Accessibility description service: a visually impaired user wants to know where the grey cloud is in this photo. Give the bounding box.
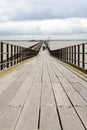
[0,0,87,22]
[0,19,87,35]
[0,0,87,35]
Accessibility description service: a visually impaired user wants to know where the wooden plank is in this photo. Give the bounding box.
[59,107,85,130]
[53,61,78,83]
[40,106,61,130]
[0,106,22,130]
[59,63,87,86]
[15,83,41,130]
[74,78,87,89]
[0,82,22,113]
[9,91,28,107]
[53,68,63,78]
[61,82,87,107]
[53,59,87,85]
[60,70,77,83]
[41,90,55,107]
[0,80,17,96]
[67,77,78,83]
[71,83,87,93]
[42,65,51,82]
[42,82,52,92]
[15,104,39,130]
[72,83,87,102]
[52,83,72,107]
[0,75,17,82]
[59,77,68,83]
[76,107,87,129]
[46,62,60,82]
[61,80,76,92]
[21,75,34,88]
[9,80,32,107]
[28,83,41,105]
[0,73,18,96]
[50,62,63,78]
[48,70,59,82]
[34,72,42,82]
[42,71,51,83]
[16,74,28,83]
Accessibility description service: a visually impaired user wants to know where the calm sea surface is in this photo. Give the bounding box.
[49,40,87,50]
[3,40,87,49]
[3,41,38,48]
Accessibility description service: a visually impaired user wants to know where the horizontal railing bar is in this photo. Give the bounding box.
[48,42,87,73]
[0,42,42,71]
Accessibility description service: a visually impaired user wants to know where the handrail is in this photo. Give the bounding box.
[0,42,42,71]
[48,43,87,74]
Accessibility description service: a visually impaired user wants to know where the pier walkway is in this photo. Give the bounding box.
[0,46,87,130]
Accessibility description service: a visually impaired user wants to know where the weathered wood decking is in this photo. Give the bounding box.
[0,46,87,130]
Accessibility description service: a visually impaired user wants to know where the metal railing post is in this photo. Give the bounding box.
[14,45,16,65]
[7,44,9,68]
[74,45,76,65]
[72,46,73,64]
[17,46,19,63]
[69,47,71,62]
[1,42,3,70]
[60,50,61,59]
[19,47,21,62]
[82,44,85,68]
[78,45,80,67]
[66,47,68,61]
[11,44,13,66]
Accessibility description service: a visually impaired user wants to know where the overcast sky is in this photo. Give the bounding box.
[0,0,87,38]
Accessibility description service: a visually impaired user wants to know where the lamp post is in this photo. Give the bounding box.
[48,36,50,49]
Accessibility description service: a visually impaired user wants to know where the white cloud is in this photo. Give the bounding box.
[0,18,87,35]
[0,0,87,36]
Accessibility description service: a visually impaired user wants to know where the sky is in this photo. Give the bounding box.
[0,0,87,39]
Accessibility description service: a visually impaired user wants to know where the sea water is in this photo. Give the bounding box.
[49,40,87,50]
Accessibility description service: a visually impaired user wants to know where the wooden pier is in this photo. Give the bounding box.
[0,45,87,130]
